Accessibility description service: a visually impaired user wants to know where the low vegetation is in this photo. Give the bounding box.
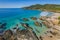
[23,4,60,13]
[58,16,60,20]
[58,16,60,24]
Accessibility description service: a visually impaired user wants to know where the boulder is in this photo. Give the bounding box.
[39,36,43,40]
[21,23,29,28]
[3,30,13,40]
[0,23,7,29]
[30,17,37,20]
[52,19,59,25]
[16,29,34,40]
[39,16,47,21]
[50,31,57,35]
[0,29,4,35]
[0,36,5,40]
[42,21,51,28]
[9,35,17,40]
[22,18,29,21]
[21,23,33,30]
[34,21,40,26]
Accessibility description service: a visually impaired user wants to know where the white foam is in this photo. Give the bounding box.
[40,11,49,16]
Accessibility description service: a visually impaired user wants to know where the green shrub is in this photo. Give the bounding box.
[58,16,60,20]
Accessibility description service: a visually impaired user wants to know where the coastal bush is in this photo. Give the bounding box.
[58,21,60,24]
[58,16,60,20]
[58,16,60,24]
[24,4,60,12]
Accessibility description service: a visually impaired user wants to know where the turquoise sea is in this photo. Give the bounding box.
[0,8,52,37]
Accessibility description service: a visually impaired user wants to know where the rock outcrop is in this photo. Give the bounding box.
[3,30,17,40]
[39,16,47,21]
[16,29,34,40]
[30,17,37,20]
[20,23,39,40]
[42,21,51,28]
[34,21,42,26]
[0,23,7,29]
[22,18,29,21]
[0,36,5,40]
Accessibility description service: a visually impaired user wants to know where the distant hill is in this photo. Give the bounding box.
[23,4,60,13]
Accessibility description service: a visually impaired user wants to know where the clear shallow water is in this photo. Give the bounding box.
[0,8,52,37]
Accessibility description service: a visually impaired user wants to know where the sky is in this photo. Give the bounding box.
[0,0,60,8]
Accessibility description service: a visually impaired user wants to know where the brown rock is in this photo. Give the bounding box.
[0,23,7,28]
[3,30,13,40]
[23,18,29,21]
[34,21,40,26]
[0,36,5,40]
[9,35,17,40]
[42,21,51,28]
[39,16,47,21]
[30,17,37,20]
[16,29,36,40]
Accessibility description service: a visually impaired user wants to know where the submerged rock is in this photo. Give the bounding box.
[42,21,51,28]
[22,23,33,30]
[0,22,2,24]
[20,23,29,28]
[0,29,4,35]
[13,24,19,30]
[35,29,40,33]
[0,23,7,29]
[34,21,42,26]
[30,17,37,20]
[20,23,33,30]
[22,18,29,21]
[20,23,39,40]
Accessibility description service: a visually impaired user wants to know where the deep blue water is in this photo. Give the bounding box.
[0,8,41,18]
[0,8,52,37]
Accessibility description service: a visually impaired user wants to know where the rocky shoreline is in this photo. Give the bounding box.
[0,12,60,40]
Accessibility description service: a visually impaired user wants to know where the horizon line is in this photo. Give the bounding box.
[0,3,60,8]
